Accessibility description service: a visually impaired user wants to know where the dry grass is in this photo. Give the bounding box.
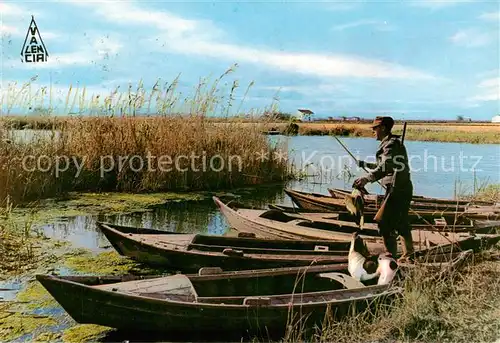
[313,254,500,343]
[0,116,289,206]
[295,123,499,143]
[0,69,291,206]
[281,185,500,343]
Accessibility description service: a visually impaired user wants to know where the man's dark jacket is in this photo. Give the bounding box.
[364,133,412,191]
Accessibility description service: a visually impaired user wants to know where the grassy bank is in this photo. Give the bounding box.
[4,116,499,144]
[290,185,500,343]
[314,254,500,343]
[267,122,500,144]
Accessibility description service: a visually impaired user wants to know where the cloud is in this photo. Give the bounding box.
[468,76,499,101]
[0,3,24,16]
[261,84,345,96]
[0,24,19,36]
[64,0,223,41]
[409,0,473,9]
[331,20,394,32]
[450,28,495,47]
[0,23,60,39]
[74,1,434,80]
[167,39,435,79]
[479,11,500,21]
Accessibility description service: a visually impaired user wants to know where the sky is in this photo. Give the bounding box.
[1,0,499,120]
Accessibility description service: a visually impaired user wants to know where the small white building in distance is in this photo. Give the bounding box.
[296,109,314,121]
[492,115,500,123]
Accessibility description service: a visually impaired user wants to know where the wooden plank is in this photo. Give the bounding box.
[187,243,349,256]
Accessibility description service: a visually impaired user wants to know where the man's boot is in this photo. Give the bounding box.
[382,234,398,258]
[398,233,415,263]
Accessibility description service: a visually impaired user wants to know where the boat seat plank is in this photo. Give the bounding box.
[196,286,388,305]
[186,243,349,256]
[317,273,365,289]
[94,275,198,301]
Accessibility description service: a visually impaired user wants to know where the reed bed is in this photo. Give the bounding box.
[0,68,291,206]
[0,116,289,206]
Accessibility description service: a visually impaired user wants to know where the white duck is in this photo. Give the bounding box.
[348,232,380,282]
[376,254,398,285]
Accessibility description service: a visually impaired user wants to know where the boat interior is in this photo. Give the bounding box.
[186,231,352,251]
[51,270,389,305]
[258,209,380,236]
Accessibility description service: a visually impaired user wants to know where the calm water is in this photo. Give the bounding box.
[280,135,500,198]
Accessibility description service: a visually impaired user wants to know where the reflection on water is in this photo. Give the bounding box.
[0,278,24,302]
[40,185,288,251]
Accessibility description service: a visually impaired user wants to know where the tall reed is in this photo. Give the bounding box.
[0,68,290,206]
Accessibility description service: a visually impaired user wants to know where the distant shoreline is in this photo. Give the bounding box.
[2,116,499,144]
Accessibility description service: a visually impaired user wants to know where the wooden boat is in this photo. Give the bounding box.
[328,188,497,207]
[288,188,471,212]
[214,197,500,251]
[96,222,352,272]
[97,222,474,271]
[37,266,401,340]
[267,204,500,233]
[329,188,500,214]
[285,189,500,221]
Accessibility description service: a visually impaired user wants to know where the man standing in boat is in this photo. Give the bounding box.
[352,116,414,261]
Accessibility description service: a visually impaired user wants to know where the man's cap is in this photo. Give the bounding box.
[370,116,394,130]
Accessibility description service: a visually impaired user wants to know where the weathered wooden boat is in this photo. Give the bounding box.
[97,222,475,271]
[37,267,401,340]
[214,197,500,251]
[286,188,466,212]
[287,188,471,212]
[328,188,496,207]
[285,189,500,221]
[96,222,352,272]
[267,204,500,233]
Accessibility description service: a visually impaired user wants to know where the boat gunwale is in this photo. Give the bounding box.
[36,274,399,309]
[97,222,350,262]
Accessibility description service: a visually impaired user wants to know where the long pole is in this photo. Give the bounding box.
[333,135,385,190]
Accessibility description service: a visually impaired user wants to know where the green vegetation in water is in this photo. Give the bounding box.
[0,280,61,341]
[63,250,144,275]
[62,324,114,343]
[33,332,61,343]
[15,280,58,309]
[0,310,57,342]
[24,191,207,218]
[33,331,62,342]
[0,209,57,278]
